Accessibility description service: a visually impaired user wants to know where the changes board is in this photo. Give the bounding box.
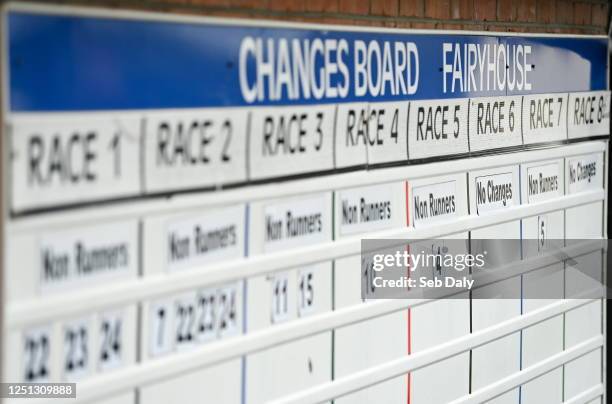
[0,3,609,404]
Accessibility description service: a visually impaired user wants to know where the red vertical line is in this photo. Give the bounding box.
[407,305,412,404]
[407,308,412,354]
[405,181,411,404]
[405,181,410,227]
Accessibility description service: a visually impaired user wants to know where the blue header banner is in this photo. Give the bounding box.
[5,10,608,112]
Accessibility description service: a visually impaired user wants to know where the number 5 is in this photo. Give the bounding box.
[538,215,547,251]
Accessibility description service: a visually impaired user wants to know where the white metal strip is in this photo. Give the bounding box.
[5,189,604,328]
[8,141,606,232]
[268,300,600,404]
[448,337,603,404]
[429,240,604,298]
[33,298,594,404]
[562,385,605,404]
[271,337,604,404]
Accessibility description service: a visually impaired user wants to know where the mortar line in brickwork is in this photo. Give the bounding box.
[94,2,608,34]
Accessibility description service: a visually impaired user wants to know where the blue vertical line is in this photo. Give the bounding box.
[241,204,250,404]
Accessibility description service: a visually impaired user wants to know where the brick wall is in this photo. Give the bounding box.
[30,0,610,35]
